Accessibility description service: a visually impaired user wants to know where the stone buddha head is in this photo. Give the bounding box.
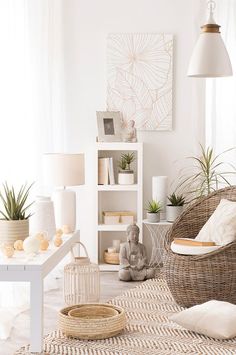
[127,223,139,243]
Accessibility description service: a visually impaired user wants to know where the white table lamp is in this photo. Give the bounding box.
[43,153,85,232]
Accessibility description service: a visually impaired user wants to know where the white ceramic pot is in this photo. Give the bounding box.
[118,170,134,185]
[166,205,183,222]
[147,212,160,223]
[0,219,29,245]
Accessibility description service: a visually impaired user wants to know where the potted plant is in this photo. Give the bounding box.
[0,182,34,245]
[178,145,236,203]
[146,200,162,223]
[118,153,135,185]
[166,192,185,222]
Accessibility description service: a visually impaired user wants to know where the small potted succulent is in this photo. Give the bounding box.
[118,153,135,185]
[0,182,34,245]
[166,192,185,222]
[146,200,162,223]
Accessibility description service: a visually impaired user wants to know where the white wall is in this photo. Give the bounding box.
[62,0,206,260]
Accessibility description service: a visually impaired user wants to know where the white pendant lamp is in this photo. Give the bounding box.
[188,0,232,78]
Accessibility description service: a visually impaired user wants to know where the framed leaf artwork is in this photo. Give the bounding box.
[107,33,173,131]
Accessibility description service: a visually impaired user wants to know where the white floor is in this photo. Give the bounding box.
[0,272,140,355]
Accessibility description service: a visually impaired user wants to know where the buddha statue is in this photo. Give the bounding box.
[119,223,155,281]
[123,119,137,142]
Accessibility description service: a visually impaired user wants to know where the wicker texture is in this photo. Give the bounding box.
[64,242,100,305]
[164,186,236,308]
[104,250,119,264]
[58,303,126,340]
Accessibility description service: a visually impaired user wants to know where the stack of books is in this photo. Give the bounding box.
[98,157,115,185]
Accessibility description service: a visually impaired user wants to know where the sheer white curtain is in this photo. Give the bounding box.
[0,0,65,339]
[0,0,66,190]
[206,0,236,169]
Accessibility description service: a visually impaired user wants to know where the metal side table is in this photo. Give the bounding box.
[143,220,172,267]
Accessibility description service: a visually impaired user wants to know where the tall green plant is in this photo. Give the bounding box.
[121,153,135,170]
[0,182,34,220]
[178,145,236,202]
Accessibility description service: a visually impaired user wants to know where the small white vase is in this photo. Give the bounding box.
[30,196,56,240]
[118,171,134,185]
[166,205,183,222]
[0,219,29,245]
[147,212,160,223]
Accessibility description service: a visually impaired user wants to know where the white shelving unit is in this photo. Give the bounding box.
[95,142,143,271]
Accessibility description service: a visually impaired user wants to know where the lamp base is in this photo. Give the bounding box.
[52,189,76,232]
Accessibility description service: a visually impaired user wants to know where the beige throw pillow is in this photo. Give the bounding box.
[195,199,236,245]
[170,300,236,339]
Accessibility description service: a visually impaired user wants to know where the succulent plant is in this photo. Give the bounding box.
[0,182,34,220]
[120,152,135,170]
[145,200,162,213]
[118,158,127,171]
[167,193,185,206]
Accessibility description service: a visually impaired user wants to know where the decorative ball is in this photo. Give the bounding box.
[40,239,49,251]
[62,225,71,234]
[56,229,63,237]
[14,240,24,251]
[3,245,14,258]
[23,236,40,254]
[35,232,45,241]
[54,236,63,247]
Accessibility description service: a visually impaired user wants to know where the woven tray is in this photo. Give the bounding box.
[58,303,126,340]
[104,250,119,265]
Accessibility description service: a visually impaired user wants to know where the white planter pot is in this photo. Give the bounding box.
[147,212,160,223]
[118,171,134,185]
[166,205,183,222]
[0,219,29,245]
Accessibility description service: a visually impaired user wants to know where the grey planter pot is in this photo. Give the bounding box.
[166,205,183,222]
[146,212,160,223]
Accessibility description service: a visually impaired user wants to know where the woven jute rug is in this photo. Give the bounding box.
[16,276,236,355]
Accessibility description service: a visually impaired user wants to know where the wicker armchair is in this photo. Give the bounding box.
[164,186,236,308]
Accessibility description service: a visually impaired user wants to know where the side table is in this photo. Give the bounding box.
[143,220,172,267]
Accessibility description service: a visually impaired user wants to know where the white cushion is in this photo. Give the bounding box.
[171,241,221,255]
[196,199,236,246]
[170,300,236,339]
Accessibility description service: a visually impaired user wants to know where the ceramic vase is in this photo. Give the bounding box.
[30,196,56,240]
[147,212,160,223]
[118,171,134,185]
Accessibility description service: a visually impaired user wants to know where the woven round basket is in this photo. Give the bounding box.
[58,303,126,340]
[104,250,119,265]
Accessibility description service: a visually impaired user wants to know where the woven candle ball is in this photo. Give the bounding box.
[62,225,71,234]
[14,240,24,251]
[3,245,14,258]
[56,229,63,237]
[54,236,63,247]
[23,236,40,254]
[40,239,49,251]
[35,232,45,241]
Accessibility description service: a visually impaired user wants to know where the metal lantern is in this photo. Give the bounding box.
[64,242,100,305]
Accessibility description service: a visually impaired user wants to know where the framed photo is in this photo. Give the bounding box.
[96,111,122,142]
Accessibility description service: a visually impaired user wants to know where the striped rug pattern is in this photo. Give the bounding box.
[16,277,236,354]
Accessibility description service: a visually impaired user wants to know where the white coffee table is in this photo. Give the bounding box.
[0,231,79,353]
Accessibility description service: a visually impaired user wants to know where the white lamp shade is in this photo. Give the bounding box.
[43,153,85,187]
[188,32,232,78]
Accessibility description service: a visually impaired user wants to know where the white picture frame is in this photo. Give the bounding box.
[96,111,122,142]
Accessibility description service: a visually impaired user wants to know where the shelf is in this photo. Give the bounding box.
[99,263,119,271]
[96,142,142,151]
[97,184,138,191]
[97,224,130,231]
